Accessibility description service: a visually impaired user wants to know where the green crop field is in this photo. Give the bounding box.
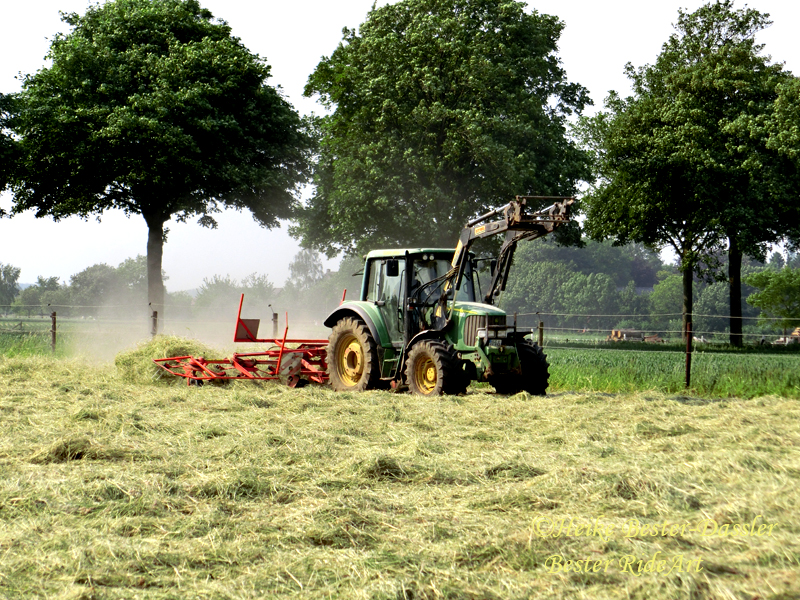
[545,347,800,398]
[0,341,798,599]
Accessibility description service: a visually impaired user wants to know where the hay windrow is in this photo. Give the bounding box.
[114,335,221,385]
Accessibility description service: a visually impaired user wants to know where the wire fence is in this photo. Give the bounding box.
[2,304,798,394]
[512,310,799,344]
[1,304,797,353]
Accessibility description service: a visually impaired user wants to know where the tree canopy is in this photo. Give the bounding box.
[581,0,792,341]
[0,263,21,308]
[745,267,800,332]
[295,0,591,255]
[0,93,17,210]
[6,0,311,318]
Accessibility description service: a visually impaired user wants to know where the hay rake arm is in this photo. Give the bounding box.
[154,294,329,387]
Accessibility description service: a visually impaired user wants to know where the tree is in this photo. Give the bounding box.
[241,273,275,305]
[0,263,21,309]
[647,274,684,333]
[115,256,150,296]
[582,1,791,343]
[296,0,591,255]
[194,274,241,314]
[501,261,576,326]
[0,94,17,206]
[745,267,800,333]
[520,237,663,288]
[69,264,121,317]
[287,249,325,292]
[695,265,761,337]
[7,0,310,322]
[12,276,60,317]
[757,76,800,248]
[767,251,785,270]
[193,272,276,319]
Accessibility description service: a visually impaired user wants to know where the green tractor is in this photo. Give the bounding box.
[324,196,574,396]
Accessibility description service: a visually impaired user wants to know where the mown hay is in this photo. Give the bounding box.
[30,436,126,463]
[114,335,220,385]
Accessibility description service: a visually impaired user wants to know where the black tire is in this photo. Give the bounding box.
[490,340,549,395]
[406,340,461,396]
[327,317,380,392]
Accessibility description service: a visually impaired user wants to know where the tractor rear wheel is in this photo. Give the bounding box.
[327,317,380,392]
[406,340,461,396]
[490,340,549,395]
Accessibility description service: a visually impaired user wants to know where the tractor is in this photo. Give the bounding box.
[324,196,574,395]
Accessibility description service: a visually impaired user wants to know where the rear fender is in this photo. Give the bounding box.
[324,302,392,349]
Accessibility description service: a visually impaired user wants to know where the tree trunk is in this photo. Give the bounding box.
[682,265,693,342]
[728,236,743,347]
[145,215,166,331]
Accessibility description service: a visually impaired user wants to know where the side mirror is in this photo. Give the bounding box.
[386,259,399,277]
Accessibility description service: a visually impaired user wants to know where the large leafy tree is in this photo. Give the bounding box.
[582,1,792,343]
[756,76,800,248]
[0,93,17,209]
[295,0,591,254]
[7,0,311,318]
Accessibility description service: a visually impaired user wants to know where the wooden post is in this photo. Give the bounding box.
[685,322,693,388]
[50,312,57,354]
[272,313,279,338]
[538,321,544,348]
[151,310,158,338]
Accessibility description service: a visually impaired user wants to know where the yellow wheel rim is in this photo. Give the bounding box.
[336,333,364,387]
[414,356,437,394]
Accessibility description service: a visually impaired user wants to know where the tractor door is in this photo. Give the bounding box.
[365,258,406,347]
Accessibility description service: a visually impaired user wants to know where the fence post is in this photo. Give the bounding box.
[50,312,57,354]
[151,311,158,338]
[538,321,544,348]
[685,322,692,388]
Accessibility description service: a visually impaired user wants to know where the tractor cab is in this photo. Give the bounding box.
[361,249,477,347]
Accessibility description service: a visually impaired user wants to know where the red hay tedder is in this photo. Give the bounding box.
[153,294,329,387]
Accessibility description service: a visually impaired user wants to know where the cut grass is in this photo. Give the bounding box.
[0,354,798,599]
[114,335,222,385]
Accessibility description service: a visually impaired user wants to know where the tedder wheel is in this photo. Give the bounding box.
[489,340,549,396]
[405,340,462,396]
[327,317,380,392]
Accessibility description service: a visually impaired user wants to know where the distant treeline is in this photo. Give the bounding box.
[2,243,799,339]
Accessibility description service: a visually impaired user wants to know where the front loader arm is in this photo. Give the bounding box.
[448,196,574,305]
[482,198,574,303]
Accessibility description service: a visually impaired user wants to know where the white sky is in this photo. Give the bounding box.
[1,0,798,290]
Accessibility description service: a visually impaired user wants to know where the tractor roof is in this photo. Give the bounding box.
[364,248,454,259]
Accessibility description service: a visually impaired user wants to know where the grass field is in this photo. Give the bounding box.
[546,347,800,398]
[0,351,798,599]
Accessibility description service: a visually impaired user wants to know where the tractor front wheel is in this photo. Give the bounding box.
[406,340,460,396]
[489,340,549,395]
[327,317,380,392]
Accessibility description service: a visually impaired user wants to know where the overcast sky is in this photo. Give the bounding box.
[1,0,798,290]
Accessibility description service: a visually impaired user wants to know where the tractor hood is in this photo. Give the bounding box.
[450,301,506,317]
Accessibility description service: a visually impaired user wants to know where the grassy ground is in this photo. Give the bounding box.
[0,354,798,599]
[546,347,800,398]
